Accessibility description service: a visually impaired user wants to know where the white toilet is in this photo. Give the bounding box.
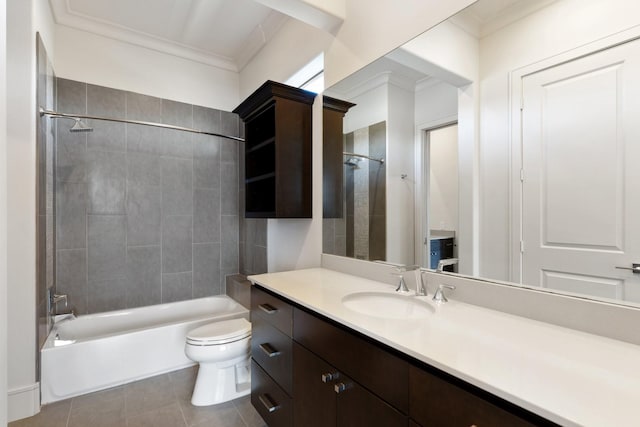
[184,317,251,406]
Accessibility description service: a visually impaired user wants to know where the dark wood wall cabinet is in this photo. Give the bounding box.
[233,81,316,218]
[322,96,355,218]
[250,285,557,427]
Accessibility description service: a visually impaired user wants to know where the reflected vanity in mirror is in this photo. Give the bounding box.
[323,0,640,308]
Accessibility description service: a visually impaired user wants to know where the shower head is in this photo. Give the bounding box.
[344,157,361,167]
[69,118,93,133]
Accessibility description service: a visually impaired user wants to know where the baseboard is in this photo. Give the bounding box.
[8,382,39,422]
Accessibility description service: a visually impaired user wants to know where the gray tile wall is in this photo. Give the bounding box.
[238,136,268,276]
[55,78,241,314]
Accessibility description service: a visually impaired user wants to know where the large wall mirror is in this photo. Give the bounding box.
[323,0,640,309]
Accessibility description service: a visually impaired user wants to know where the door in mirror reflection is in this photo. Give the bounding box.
[425,124,459,272]
[520,38,640,303]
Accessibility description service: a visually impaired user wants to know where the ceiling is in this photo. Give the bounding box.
[48,0,290,71]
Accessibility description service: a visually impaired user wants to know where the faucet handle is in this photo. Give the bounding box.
[393,264,419,272]
[391,273,410,293]
[51,293,67,304]
[432,284,456,304]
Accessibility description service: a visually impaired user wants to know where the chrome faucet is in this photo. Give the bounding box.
[417,269,427,296]
[432,284,456,304]
[392,265,419,293]
[436,258,458,273]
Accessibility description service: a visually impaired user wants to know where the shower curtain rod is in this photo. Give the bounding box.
[343,151,385,164]
[39,107,245,142]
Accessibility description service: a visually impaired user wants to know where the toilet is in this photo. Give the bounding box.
[184,317,251,406]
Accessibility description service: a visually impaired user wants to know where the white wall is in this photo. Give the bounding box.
[342,82,386,134]
[324,0,475,88]
[402,19,477,84]
[6,0,56,421]
[415,80,458,127]
[385,83,415,265]
[239,18,332,97]
[54,26,240,111]
[478,0,640,281]
[0,0,8,423]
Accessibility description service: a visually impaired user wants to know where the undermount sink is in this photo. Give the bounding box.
[341,291,435,320]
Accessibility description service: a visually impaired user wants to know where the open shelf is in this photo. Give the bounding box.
[233,80,316,218]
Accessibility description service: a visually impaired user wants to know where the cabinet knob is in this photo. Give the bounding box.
[334,382,351,394]
[258,303,278,314]
[259,343,281,358]
[258,393,280,413]
[321,372,339,383]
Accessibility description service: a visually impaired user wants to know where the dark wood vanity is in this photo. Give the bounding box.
[250,285,557,427]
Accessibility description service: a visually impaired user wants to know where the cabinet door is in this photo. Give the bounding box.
[294,308,409,413]
[293,342,336,427]
[294,342,408,427]
[336,380,408,427]
[409,365,540,427]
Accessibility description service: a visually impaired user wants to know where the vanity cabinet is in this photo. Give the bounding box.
[293,342,407,427]
[251,284,554,427]
[233,80,316,218]
[251,286,293,427]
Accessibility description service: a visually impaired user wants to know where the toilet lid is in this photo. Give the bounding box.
[187,318,251,345]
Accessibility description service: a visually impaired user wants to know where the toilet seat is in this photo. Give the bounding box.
[186,318,251,346]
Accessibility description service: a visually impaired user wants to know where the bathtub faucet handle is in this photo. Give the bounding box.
[52,293,67,304]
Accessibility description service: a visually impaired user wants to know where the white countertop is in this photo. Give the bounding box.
[248,268,640,427]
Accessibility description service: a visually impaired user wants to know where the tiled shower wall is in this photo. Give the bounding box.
[55,78,241,314]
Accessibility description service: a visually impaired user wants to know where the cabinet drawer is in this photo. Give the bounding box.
[252,360,292,427]
[251,315,293,394]
[294,308,409,414]
[409,365,541,427]
[251,286,293,337]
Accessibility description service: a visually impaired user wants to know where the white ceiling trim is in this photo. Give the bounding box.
[235,11,288,71]
[49,0,285,72]
[49,0,236,70]
[253,0,343,34]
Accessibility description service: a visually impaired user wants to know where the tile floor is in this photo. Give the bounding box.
[9,366,266,427]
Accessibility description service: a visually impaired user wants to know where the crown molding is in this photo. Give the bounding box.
[236,11,288,71]
[49,0,286,72]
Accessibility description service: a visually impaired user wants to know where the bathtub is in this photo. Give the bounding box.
[41,295,249,404]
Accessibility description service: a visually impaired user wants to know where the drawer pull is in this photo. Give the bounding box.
[258,393,280,413]
[321,372,339,383]
[334,382,352,394]
[258,303,278,314]
[259,343,281,358]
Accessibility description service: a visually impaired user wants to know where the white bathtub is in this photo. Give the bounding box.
[40,295,249,404]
